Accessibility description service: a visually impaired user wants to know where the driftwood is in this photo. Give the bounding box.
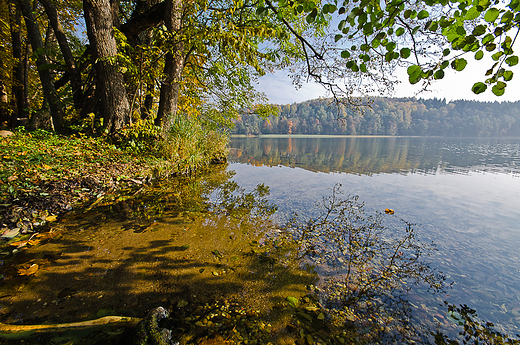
[0,315,141,335]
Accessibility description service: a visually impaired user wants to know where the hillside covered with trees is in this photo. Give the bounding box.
[233,98,520,137]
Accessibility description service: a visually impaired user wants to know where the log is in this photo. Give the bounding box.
[0,315,141,335]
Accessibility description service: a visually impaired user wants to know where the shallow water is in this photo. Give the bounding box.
[228,136,520,335]
[0,168,315,343]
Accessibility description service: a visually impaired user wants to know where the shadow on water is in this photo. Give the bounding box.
[0,166,317,344]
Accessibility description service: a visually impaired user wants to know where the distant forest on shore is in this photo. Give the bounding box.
[232,98,520,137]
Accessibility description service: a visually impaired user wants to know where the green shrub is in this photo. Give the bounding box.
[157,114,229,174]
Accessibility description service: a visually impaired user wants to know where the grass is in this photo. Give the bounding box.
[0,130,149,201]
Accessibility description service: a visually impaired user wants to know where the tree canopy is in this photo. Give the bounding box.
[263,0,519,100]
[0,0,518,135]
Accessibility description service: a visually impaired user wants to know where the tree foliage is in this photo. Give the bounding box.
[233,97,520,136]
[0,0,518,136]
[264,0,519,100]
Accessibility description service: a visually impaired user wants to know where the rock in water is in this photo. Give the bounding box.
[133,307,176,345]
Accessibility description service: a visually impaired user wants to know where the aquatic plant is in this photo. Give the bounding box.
[276,184,449,342]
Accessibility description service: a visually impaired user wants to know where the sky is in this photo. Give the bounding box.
[256,59,520,105]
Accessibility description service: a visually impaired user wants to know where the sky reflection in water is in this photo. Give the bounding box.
[228,136,520,335]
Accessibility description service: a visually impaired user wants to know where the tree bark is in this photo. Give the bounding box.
[155,0,184,133]
[0,79,7,126]
[39,0,83,110]
[17,0,64,131]
[9,3,26,128]
[120,1,165,39]
[83,0,130,133]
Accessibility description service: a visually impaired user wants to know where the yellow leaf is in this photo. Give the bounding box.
[9,240,28,248]
[42,164,52,170]
[46,215,58,222]
[384,208,394,215]
[28,239,41,246]
[18,264,38,276]
[7,175,18,182]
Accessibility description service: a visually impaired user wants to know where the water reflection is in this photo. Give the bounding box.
[230,136,520,176]
[227,136,520,338]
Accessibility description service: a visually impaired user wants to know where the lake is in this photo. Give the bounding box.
[2,135,519,344]
[228,136,520,336]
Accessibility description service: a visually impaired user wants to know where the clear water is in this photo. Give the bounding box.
[228,136,520,335]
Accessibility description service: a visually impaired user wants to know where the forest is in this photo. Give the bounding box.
[233,97,520,137]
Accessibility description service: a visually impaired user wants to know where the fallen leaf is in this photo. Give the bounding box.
[384,208,394,215]
[7,175,18,182]
[18,264,38,276]
[35,230,61,240]
[1,229,20,239]
[46,215,57,222]
[287,296,300,308]
[9,240,28,248]
[41,164,53,170]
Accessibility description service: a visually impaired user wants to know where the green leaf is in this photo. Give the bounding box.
[256,6,267,17]
[418,10,429,19]
[484,8,500,22]
[492,51,504,61]
[341,50,351,58]
[360,64,367,72]
[400,48,411,58]
[479,0,491,9]
[335,34,343,42]
[505,55,519,66]
[396,27,405,36]
[472,82,487,94]
[501,11,514,23]
[482,33,494,45]
[492,84,505,96]
[472,25,487,36]
[456,26,466,35]
[443,48,450,56]
[451,58,467,71]
[465,6,481,20]
[386,42,396,51]
[434,70,445,79]
[503,70,514,81]
[475,50,484,60]
[287,296,300,308]
[485,43,497,51]
[407,65,422,84]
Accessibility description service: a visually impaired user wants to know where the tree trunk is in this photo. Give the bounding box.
[9,3,26,128]
[39,0,83,110]
[0,79,7,126]
[83,0,130,133]
[17,0,64,131]
[155,0,184,133]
